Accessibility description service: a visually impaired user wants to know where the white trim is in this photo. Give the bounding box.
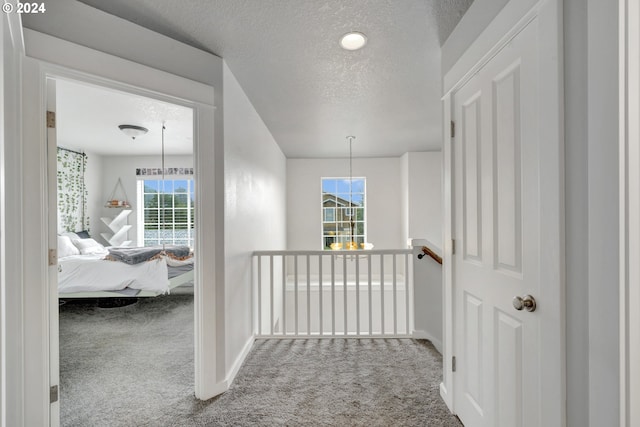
[23,29,214,106]
[443,0,565,424]
[440,92,454,413]
[20,32,222,423]
[225,336,255,387]
[411,330,442,354]
[620,0,640,425]
[319,177,367,250]
[443,0,539,94]
[2,4,26,426]
[537,1,566,424]
[21,55,50,427]
[204,337,255,397]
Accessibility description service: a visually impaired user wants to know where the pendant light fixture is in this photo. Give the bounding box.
[346,136,358,250]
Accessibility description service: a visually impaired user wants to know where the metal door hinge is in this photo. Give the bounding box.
[50,385,58,403]
[452,239,456,255]
[47,111,56,128]
[450,121,455,138]
[48,249,57,266]
[452,356,457,372]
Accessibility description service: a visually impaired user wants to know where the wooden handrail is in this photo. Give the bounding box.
[418,245,442,265]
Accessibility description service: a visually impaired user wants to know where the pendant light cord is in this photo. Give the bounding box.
[81,151,86,230]
[348,136,355,246]
[161,123,166,252]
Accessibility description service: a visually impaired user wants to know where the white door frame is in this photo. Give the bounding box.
[441,0,565,423]
[20,31,223,425]
[1,3,26,426]
[619,0,640,425]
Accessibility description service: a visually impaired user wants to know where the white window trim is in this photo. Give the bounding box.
[136,177,195,247]
[320,177,367,250]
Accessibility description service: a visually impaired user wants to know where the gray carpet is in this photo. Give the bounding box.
[60,291,461,426]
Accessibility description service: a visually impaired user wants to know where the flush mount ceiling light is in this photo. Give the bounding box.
[340,32,367,51]
[118,124,148,140]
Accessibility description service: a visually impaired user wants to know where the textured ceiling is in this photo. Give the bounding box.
[31,0,473,158]
[57,79,193,156]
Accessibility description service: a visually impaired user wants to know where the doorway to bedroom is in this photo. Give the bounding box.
[53,77,197,425]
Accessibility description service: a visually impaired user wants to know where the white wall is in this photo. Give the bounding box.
[563,0,590,423]
[287,157,404,250]
[412,241,442,352]
[402,152,442,248]
[223,62,286,374]
[99,154,193,246]
[22,0,216,88]
[84,150,103,237]
[441,0,510,73]
[443,0,620,425]
[586,0,619,424]
[400,154,409,245]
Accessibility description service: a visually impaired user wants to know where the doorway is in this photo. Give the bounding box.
[51,78,196,424]
[442,0,564,425]
[19,42,220,423]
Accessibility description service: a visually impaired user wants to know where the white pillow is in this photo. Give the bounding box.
[72,238,106,255]
[58,235,80,258]
[61,231,80,240]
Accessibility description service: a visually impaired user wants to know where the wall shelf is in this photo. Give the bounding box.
[104,178,130,209]
[100,209,132,247]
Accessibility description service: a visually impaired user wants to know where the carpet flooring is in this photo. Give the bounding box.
[59,291,462,426]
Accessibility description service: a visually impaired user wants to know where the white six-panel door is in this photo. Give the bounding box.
[452,16,549,427]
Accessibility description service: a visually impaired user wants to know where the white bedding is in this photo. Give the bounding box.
[58,253,170,294]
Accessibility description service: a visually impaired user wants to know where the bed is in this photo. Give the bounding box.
[57,233,194,298]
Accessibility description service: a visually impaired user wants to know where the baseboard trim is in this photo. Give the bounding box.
[208,380,229,399]
[225,335,255,387]
[440,382,454,413]
[412,330,443,354]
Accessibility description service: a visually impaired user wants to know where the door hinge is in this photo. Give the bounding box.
[50,385,59,403]
[46,111,56,128]
[451,239,456,255]
[450,120,455,138]
[452,356,457,372]
[48,249,57,266]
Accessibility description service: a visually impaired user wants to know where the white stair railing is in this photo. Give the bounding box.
[252,249,413,338]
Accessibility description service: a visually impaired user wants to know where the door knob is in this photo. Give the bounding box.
[512,294,537,312]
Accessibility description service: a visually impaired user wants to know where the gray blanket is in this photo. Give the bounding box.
[108,245,191,265]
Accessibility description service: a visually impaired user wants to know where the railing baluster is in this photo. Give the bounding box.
[319,255,323,336]
[294,255,299,336]
[257,255,262,335]
[380,254,385,335]
[368,254,372,336]
[331,254,335,336]
[343,254,348,336]
[282,255,286,336]
[393,254,397,336]
[405,253,410,335]
[356,254,360,335]
[307,254,311,336]
[270,255,274,336]
[252,249,414,338]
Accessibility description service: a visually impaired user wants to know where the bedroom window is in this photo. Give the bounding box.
[321,177,366,250]
[137,178,195,247]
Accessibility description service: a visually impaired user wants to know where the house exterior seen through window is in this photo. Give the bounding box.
[137,179,194,247]
[321,177,366,249]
